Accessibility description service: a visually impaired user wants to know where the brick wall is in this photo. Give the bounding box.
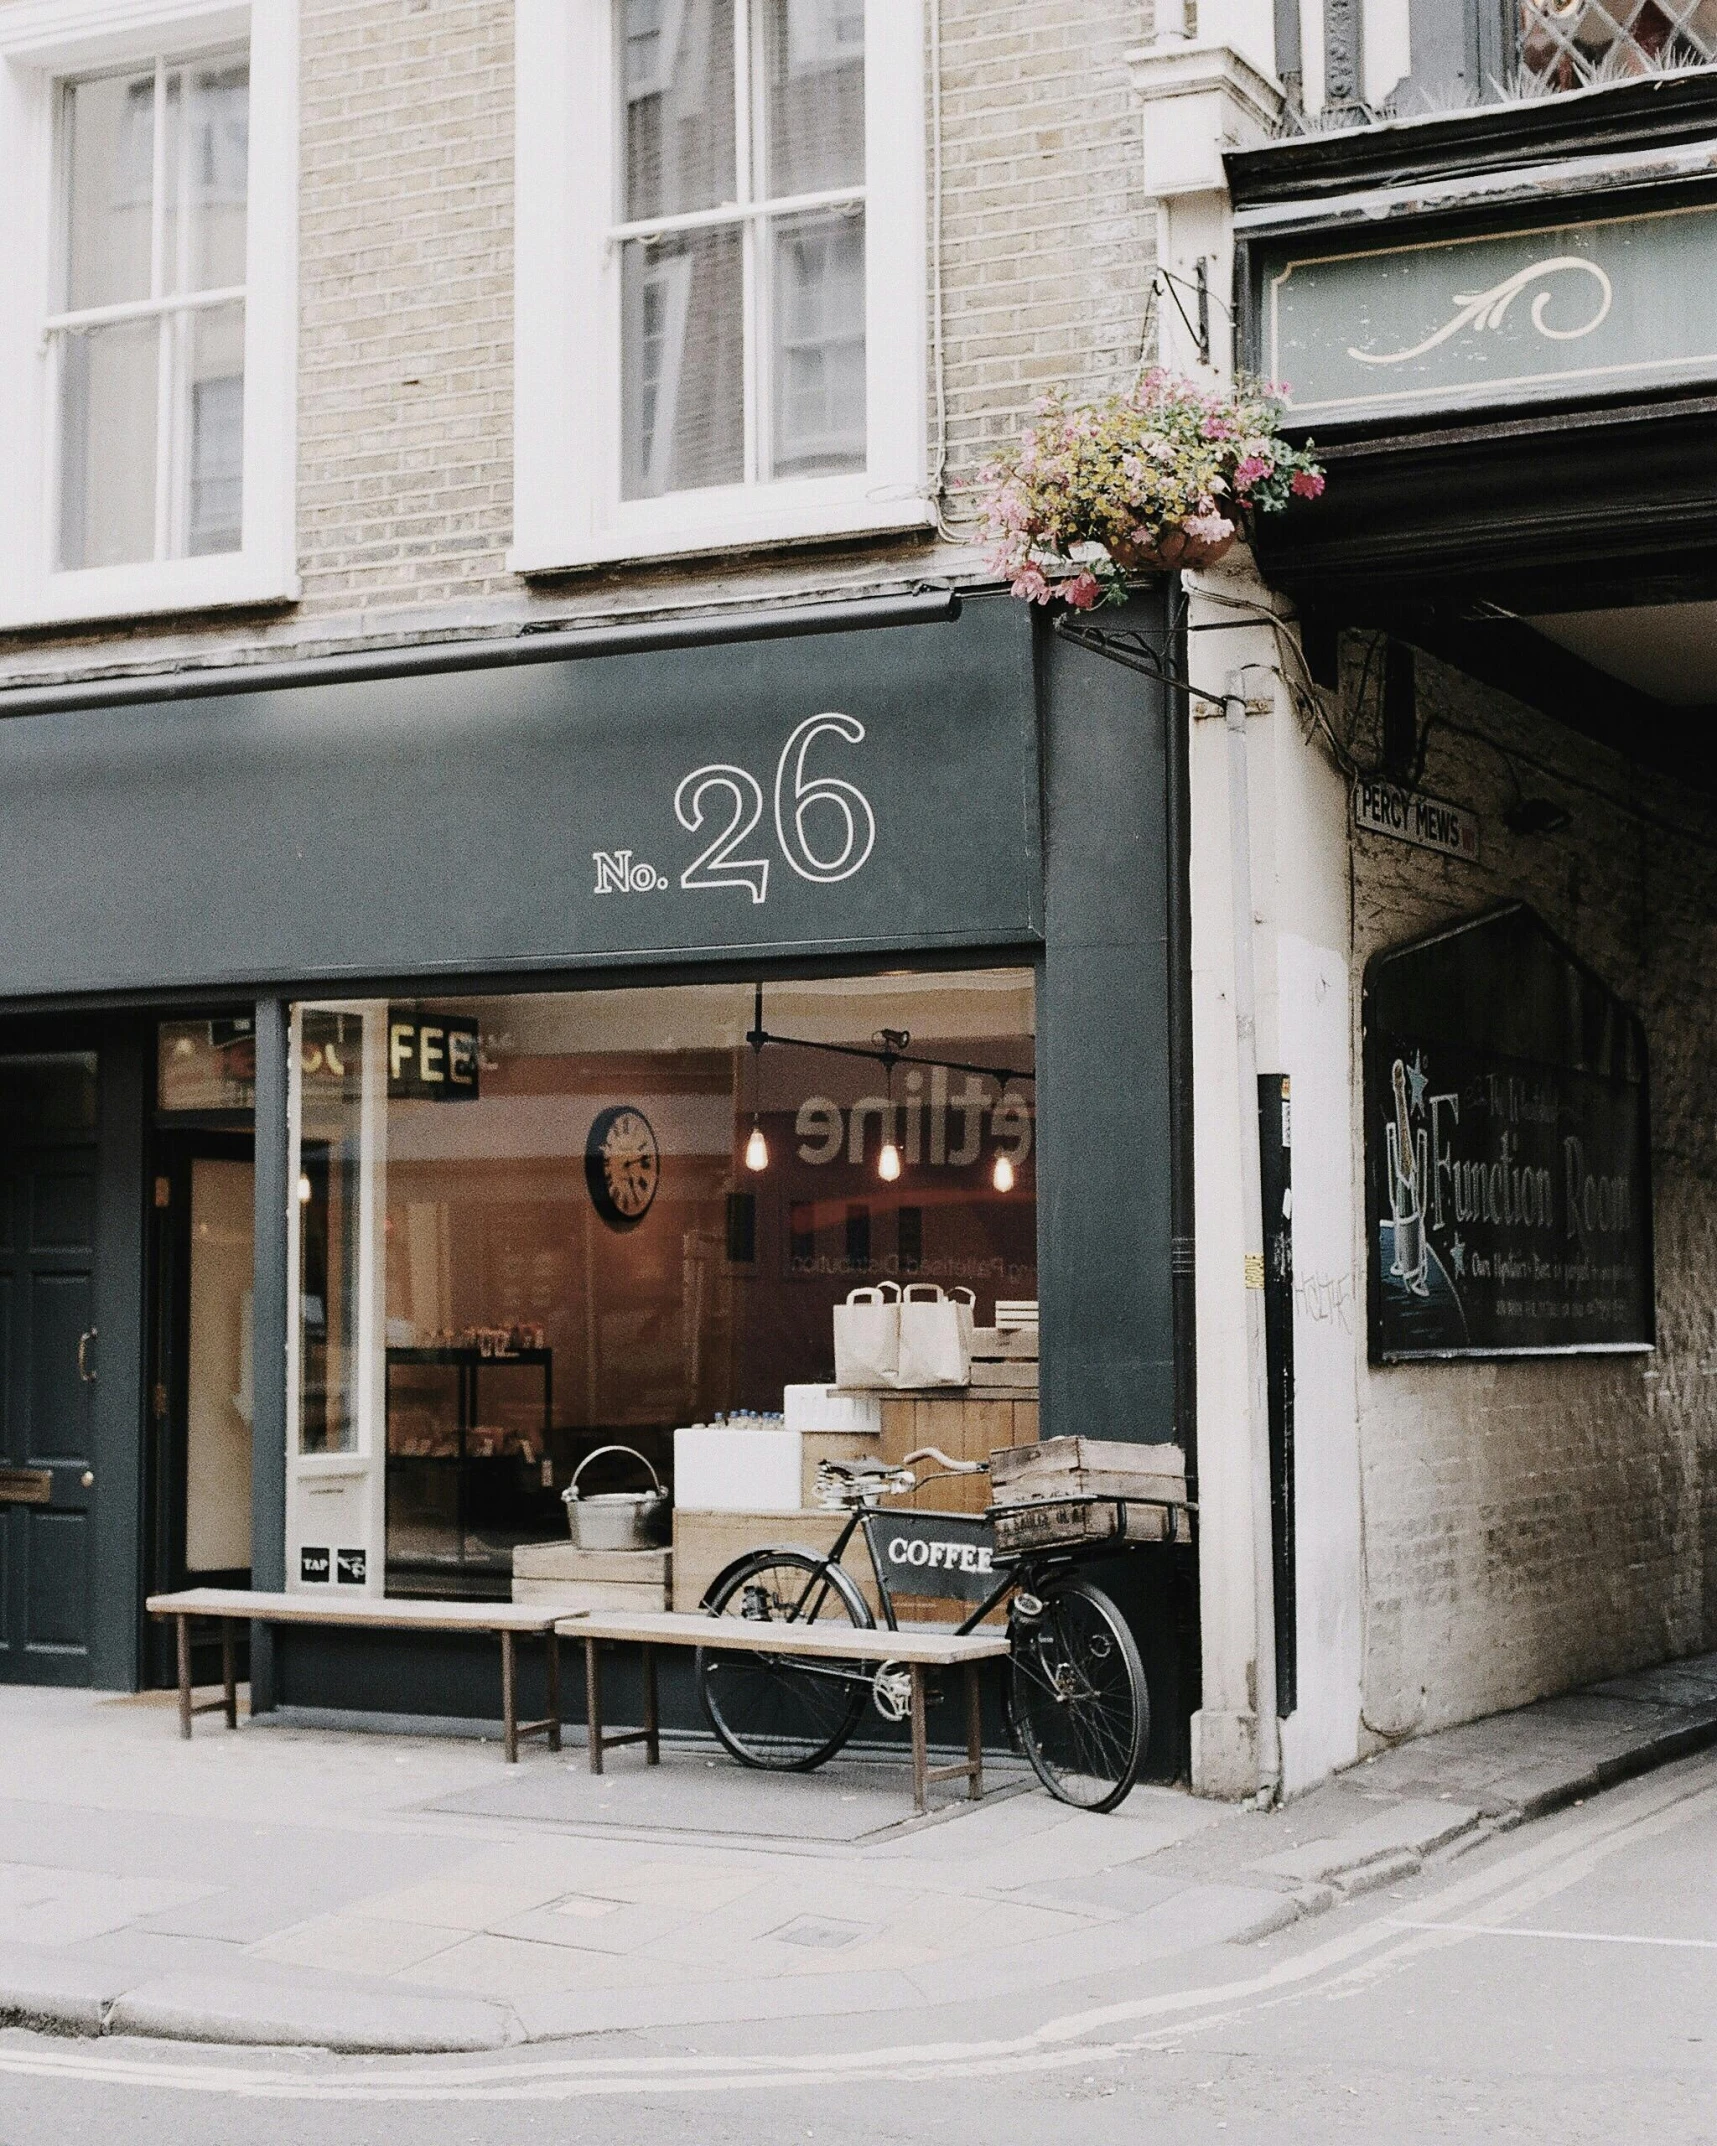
[934,0,1155,531]
[296,0,515,623]
[1345,642,1717,1739]
[0,0,1156,682]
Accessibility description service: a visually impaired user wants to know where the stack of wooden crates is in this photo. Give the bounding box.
[669,1312,1040,1618]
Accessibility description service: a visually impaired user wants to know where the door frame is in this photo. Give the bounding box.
[0,1012,146,1692]
[146,1129,256,1678]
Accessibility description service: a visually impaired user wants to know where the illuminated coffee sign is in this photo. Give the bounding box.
[1364,906,1653,1361]
[387,1013,480,1101]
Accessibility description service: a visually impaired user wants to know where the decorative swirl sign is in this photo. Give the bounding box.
[1347,257,1613,367]
[1256,200,1717,423]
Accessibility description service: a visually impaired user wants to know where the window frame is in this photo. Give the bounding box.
[0,0,297,630]
[512,0,928,574]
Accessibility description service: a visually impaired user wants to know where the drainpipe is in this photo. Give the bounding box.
[1223,674,1281,1805]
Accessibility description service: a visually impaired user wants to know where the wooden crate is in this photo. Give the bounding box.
[512,1541,671,1615]
[671,1509,882,1616]
[879,1397,1039,1516]
[989,1436,1187,1508]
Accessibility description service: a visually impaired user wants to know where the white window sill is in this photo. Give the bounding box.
[0,554,299,631]
[508,494,934,578]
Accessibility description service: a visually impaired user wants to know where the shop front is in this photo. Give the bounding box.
[0,589,1195,1744]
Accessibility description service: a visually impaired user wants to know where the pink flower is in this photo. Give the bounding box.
[1290,468,1325,500]
[1234,455,1272,491]
[1201,415,1237,441]
[1063,572,1103,610]
[1183,513,1235,545]
[1011,564,1052,604]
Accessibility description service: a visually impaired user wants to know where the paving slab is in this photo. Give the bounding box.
[2,1648,1716,2054]
[427,1748,1026,1841]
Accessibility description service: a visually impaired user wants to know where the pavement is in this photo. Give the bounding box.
[0,1647,1712,2058]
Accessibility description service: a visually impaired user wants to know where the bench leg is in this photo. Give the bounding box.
[585,1637,604,1775]
[910,1664,929,1816]
[223,1623,238,1731]
[546,1630,561,1755]
[176,1615,193,1740]
[965,1661,983,1801]
[643,1644,659,1765]
[502,1629,518,1763]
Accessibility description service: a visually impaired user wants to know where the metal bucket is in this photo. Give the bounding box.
[562,1444,670,1551]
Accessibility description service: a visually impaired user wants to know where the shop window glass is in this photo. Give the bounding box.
[285,972,1036,1598]
[54,53,249,571]
[616,0,866,500]
[157,1017,256,1115]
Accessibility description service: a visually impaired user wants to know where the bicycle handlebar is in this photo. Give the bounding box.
[902,1446,989,1475]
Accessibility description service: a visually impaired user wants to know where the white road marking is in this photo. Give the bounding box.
[0,1762,1712,2102]
[1387,1919,1717,1950]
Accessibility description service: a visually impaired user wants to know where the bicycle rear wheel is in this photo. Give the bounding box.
[697,1550,874,1771]
[1009,1577,1148,1812]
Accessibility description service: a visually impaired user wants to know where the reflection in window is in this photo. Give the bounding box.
[53,53,249,570]
[359,973,1037,1596]
[617,0,866,499]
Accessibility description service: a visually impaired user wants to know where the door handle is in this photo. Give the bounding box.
[77,1327,98,1384]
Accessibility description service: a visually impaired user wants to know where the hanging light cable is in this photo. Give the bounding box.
[744,981,769,1172]
[875,1029,908,1183]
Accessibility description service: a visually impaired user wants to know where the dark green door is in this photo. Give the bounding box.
[0,1052,106,1684]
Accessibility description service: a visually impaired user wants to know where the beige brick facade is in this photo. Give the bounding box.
[297,0,514,623]
[0,0,1157,681]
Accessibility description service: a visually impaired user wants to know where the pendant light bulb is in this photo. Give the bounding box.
[297,1172,313,1206]
[991,1152,1015,1194]
[744,1121,769,1173]
[877,1140,902,1184]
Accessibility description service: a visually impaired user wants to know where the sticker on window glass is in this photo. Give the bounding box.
[300,1546,331,1583]
[335,1547,368,1586]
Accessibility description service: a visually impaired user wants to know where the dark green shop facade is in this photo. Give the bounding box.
[0,590,1197,1750]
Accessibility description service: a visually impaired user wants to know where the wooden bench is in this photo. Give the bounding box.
[144,1589,580,1762]
[564,1609,1011,1815]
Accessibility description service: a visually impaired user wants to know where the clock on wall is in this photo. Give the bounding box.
[585,1105,661,1231]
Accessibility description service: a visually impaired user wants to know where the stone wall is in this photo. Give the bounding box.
[1345,638,1717,1741]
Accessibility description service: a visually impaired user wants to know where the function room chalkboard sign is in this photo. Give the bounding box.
[1363,905,1654,1362]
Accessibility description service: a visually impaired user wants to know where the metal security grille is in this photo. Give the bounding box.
[1520,0,1717,90]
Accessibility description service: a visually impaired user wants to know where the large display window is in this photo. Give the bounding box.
[283,970,1036,1597]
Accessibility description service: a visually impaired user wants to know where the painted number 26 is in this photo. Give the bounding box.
[673,713,877,906]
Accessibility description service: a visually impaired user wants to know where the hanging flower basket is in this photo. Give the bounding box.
[978,371,1326,610]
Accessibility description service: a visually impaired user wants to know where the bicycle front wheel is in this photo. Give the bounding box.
[697,1550,874,1771]
[1009,1577,1149,1812]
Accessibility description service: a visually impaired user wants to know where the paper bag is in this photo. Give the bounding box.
[832,1282,901,1389]
[896,1284,976,1389]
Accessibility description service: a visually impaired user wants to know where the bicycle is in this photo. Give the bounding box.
[694,1449,1151,1813]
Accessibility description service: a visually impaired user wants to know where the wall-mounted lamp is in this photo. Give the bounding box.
[297,1173,313,1205]
[992,1153,1016,1194]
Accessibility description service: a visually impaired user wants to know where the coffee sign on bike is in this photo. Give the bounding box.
[875,1511,1000,1604]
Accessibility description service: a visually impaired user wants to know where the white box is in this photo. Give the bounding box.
[783,1384,883,1435]
[674,1423,802,1513]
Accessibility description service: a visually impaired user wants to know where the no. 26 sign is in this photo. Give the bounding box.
[592,714,876,906]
